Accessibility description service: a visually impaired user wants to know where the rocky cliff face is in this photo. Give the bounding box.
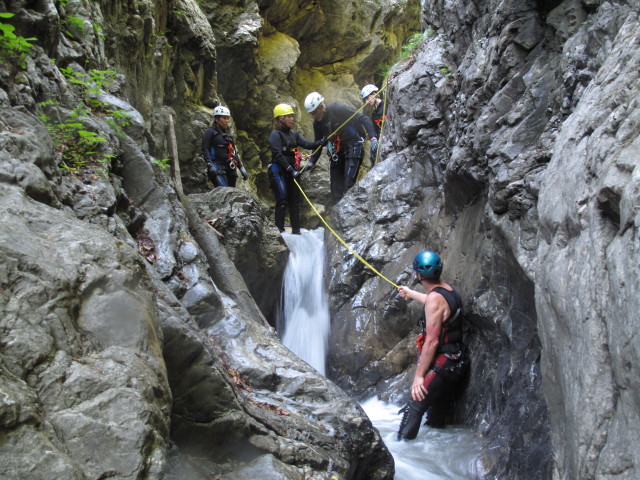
[0,0,421,479]
[325,0,639,479]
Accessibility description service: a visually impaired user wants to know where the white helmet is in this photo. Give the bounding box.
[304,92,324,113]
[213,105,231,117]
[360,84,378,100]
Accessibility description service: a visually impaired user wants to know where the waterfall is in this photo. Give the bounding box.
[278,228,330,375]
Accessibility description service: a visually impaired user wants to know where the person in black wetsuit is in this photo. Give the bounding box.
[268,103,326,234]
[360,84,385,166]
[201,105,247,187]
[303,91,378,204]
[396,250,469,440]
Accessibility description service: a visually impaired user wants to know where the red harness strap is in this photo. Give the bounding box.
[227,143,239,168]
[333,135,342,152]
[294,148,302,169]
[375,116,386,128]
[422,354,448,392]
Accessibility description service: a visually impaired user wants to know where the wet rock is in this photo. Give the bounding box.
[189,187,288,325]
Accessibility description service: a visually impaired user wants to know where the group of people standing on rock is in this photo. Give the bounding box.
[201,89,469,441]
[201,85,385,234]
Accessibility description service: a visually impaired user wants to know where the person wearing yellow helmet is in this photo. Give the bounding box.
[201,105,248,187]
[268,103,326,234]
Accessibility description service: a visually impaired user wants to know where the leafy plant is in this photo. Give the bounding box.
[151,158,172,171]
[61,15,84,39]
[439,66,452,77]
[399,32,426,61]
[38,108,108,173]
[0,13,37,68]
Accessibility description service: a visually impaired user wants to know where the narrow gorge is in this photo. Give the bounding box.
[1,0,638,479]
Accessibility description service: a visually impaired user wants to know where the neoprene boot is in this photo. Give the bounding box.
[397,402,425,440]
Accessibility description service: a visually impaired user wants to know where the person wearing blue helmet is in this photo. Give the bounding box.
[396,250,469,439]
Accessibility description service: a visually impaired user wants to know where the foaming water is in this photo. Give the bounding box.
[278,228,330,375]
[361,398,486,480]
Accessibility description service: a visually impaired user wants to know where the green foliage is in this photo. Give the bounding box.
[93,22,105,39]
[56,0,69,6]
[61,15,84,39]
[37,64,131,174]
[151,158,172,171]
[399,32,427,61]
[0,13,37,69]
[380,30,428,79]
[439,66,452,77]
[37,104,109,174]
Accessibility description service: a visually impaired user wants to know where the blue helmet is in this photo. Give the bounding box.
[412,251,443,279]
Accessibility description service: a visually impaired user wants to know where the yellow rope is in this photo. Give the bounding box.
[293,178,399,289]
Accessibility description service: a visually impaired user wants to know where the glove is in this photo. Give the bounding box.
[240,167,248,180]
[318,137,328,148]
[286,165,301,178]
[207,163,216,179]
[370,137,378,166]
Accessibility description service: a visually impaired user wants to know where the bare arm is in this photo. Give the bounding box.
[398,285,427,303]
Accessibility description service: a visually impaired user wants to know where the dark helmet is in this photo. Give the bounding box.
[412,251,443,279]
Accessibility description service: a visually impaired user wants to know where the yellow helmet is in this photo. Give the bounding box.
[273,103,294,118]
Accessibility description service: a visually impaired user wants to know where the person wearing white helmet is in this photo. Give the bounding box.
[201,105,248,187]
[268,103,326,234]
[303,91,378,204]
[360,84,385,165]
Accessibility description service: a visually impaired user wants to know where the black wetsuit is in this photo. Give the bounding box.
[309,103,376,204]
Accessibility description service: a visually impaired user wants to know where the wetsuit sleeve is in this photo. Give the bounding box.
[269,130,291,171]
[294,131,319,151]
[309,121,323,163]
[201,128,215,163]
[333,103,376,139]
[355,110,377,139]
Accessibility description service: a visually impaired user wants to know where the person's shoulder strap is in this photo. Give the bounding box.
[430,286,462,315]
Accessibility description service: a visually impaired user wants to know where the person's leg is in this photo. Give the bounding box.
[344,143,364,192]
[269,166,288,232]
[289,178,302,234]
[330,155,346,204]
[397,354,450,440]
[227,169,237,188]
[209,162,229,187]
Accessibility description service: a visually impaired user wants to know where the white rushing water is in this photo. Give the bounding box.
[362,398,486,480]
[278,228,330,375]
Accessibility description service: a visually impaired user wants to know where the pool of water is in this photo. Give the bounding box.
[361,398,486,480]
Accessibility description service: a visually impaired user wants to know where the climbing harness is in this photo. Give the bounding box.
[293,148,302,169]
[227,143,238,169]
